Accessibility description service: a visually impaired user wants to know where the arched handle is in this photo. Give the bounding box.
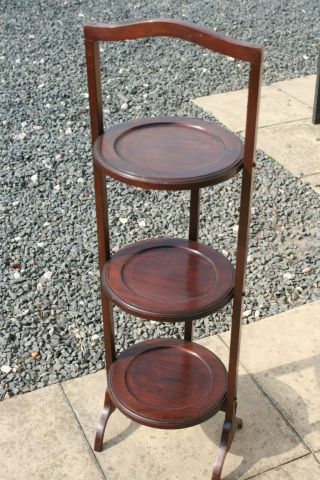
[84,18,263,64]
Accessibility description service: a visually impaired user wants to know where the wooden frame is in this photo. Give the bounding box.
[84,18,263,480]
[313,46,320,124]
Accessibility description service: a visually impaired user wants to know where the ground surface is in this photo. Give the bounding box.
[1,0,320,397]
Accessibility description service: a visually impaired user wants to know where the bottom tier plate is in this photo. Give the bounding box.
[108,338,227,429]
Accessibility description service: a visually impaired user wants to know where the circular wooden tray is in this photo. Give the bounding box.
[108,338,227,429]
[102,238,234,322]
[93,116,243,190]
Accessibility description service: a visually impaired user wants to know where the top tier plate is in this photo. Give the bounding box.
[93,116,243,190]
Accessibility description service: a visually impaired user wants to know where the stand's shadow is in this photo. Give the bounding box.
[202,354,320,479]
[102,419,140,450]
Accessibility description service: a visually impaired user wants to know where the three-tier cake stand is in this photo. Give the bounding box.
[84,18,263,480]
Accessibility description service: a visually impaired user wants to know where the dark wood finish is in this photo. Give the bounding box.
[313,47,320,124]
[225,60,263,418]
[94,389,115,452]
[211,417,243,480]
[189,188,200,242]
[185,187,201,340]
[84,17,263,479]
[84,40,103,144]
[108,338,227,429]
[101,238,234,322]
[85,37,117,451]
[93,116,243,190]
[83,18,262,64]
[212,57,263,480]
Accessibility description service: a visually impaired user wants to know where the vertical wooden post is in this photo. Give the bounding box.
[85,40,115,370]
[225,58,263,421]
[185,187,200,341]
[312,47,320,125]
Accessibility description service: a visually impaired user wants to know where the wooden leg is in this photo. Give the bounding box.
[94,389,116,452]
[211,416,243,480]
[184,320,193,341]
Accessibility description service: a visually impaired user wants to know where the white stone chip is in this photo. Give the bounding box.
[243,310,252,318]
[302,266,312,274]
[0,366,12,374]
[120,217,128,225]
[138,220,146,228]
[283,272,295,280]
[31,173,38,183]
[15,132,26,140]
[43,271,53,281]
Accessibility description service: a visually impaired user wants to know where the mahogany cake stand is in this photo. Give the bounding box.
[84,18,263,480]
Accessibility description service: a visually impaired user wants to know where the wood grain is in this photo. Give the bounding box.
[94,116,243,190]
[84,18,262,64]
[108,338,227,429]
[102,238,234,322]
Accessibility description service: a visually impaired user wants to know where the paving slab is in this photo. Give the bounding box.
[193,75,320,193]
[302,173,320,194]
[251,454,320,479]
[0,384,104,480]
[273,75,317,107]
[193,85,312,132]
[63,336,307,480]
[257,119,320,179]
[220,301,320,452]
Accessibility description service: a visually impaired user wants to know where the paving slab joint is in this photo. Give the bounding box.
[244,453,312,479]
[217,334,313,456]
[60,383,107,480]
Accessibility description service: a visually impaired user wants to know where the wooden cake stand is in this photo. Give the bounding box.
[84,18,263,480]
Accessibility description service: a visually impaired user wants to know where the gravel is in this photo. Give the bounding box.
[1,0,320,398]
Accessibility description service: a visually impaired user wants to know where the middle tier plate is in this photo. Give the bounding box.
[102,238,234,321]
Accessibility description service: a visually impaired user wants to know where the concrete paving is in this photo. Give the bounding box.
[251,455,320,479]
[193,75,320,194]
[220,301,320,453]
[0,384,104,480]
[273,75,317,107]
[1,300,319,479]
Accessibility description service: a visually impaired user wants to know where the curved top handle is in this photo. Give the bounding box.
[83,18,263,64]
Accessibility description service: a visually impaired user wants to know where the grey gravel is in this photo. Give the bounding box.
[1,1,320,397]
